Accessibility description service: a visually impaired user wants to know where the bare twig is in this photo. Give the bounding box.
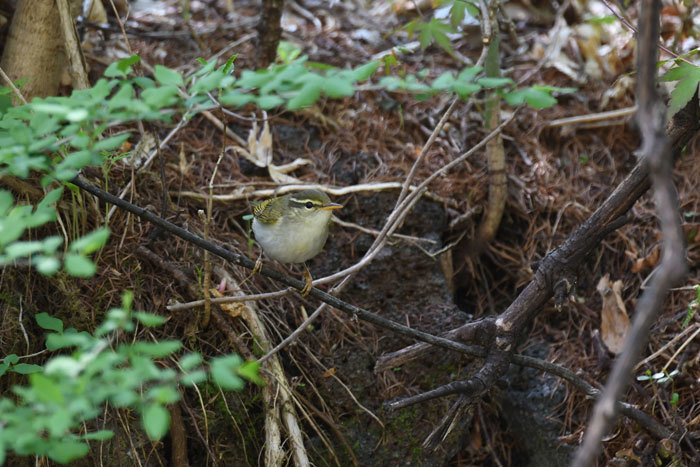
[106,116,189,222]
[0,66,28,105]
[257,114,514,362]
[73,176,495,358]
[177,181,459,208]
[573,1,687,464]
[167,289,293,311]
[548,106,637,128]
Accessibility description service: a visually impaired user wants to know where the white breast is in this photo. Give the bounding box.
[252,210,332,263]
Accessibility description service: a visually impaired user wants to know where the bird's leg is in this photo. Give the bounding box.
[301,263,313,296]
[252,252,263,275]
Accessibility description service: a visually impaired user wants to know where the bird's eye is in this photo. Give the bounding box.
[305,201,314,209]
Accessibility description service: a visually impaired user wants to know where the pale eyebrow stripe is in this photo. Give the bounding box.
[289,197,322,207]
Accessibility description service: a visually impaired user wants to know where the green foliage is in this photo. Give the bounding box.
[0,294,260,464]
[682,284,699,328]
[380,66,574,104]
[636,368,679,384]
[406,17,458,57]
[660,61,700,118]
[403,0,479,56]
[0,52,567,281]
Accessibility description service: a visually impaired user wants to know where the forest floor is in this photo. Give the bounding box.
[3,0,700,465]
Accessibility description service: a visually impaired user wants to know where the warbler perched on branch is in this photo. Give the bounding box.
[251,189,342,296]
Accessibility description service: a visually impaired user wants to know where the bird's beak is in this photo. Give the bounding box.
[321,203,343,211]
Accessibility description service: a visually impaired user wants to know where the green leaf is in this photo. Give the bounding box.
[237,360,264,385]
[64,254,97,277]
[30,112,60,135]
[133,76,156,89]
[142,85,179,107]
[30,373,64,403]
[41,235,63,255]
[666,68,700,117]
[193,57,217,76]
[190,70,231,93]
[66,108,89,122]
[147,385,180,404]
[69,227,110,254]
[47,440,89,464]
[112,390,138,407]
[93,133,130,152]
[121,290,133,311]
[585,15,616,24]
[504,89,525,106]
[179,353,202,371]
[432,29,455,56]
[323,76,354,98]
[453,82,480,99]
[4,354,19,365]
[432,72,455,90]
[350,61,379,81]
[180,369,207,386]
[133,311,167,327]
[222,54,237,75]
[256,94,285,109]
[0,217,26,246]
[237,69,274,89]
[104,55,141,78]
[108,83,135,110]
[477,77,515,88]
[31,102,70,117]
[659,62,700,82]
[34,256,61,275]
[82,430,115,441]
[277,41,302,64]
[419,27,432,50]
[450,1,466,28]
[287,80,322,109]
[142,404,170,440]
[46,331,93,350]
[0,190,14,214]
[5,241,44,260]
[153,65,184,87]
[58,150,92,170]
[211,355,245,390]
[129,340,182,357]
[36,187,63,210]
[11,363,43,374]
[36,312,64,333]
[458,66,482,82]
[219,91,256,107]
[522,87,558,108]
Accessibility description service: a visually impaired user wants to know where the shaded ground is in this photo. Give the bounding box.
[1,0,699,465]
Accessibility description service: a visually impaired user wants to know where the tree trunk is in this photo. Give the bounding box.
[255,0,284,69]
[1,0,64,101]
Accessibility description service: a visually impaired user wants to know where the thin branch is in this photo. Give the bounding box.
[573,1,687,464]
[70,176,494,357]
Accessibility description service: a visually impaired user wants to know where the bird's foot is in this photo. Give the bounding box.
[301,264,313,297]
[252,256,263,275]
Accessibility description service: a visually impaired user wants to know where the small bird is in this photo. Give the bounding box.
[251,189,343,296]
